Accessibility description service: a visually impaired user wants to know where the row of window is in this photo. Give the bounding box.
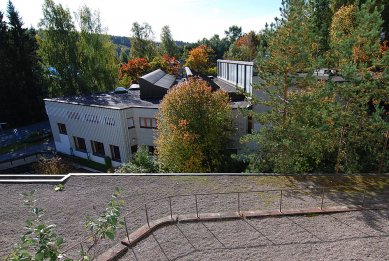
[66,111,116,126]
[127,117,157,129]
[73,136,121,161]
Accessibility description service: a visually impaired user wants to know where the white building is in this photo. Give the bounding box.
[45,68,251,167]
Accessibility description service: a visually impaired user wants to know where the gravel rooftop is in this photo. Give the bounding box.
[0,175,388,260]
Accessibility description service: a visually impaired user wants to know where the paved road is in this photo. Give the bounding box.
[0,139,55,162]
[0,120,51,147]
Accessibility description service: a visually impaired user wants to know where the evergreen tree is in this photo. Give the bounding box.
[0,1,45,126]
[243,0,327,173]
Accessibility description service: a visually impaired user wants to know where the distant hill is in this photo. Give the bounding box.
[109,35,191,49]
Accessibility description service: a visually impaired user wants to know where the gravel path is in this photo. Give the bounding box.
[124,210,389,260]
[0,175,388,259]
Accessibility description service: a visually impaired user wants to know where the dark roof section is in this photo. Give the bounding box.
[139,69,177,99]
[44,89,160,110]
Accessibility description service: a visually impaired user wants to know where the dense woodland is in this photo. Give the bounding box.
[0,0,388,174]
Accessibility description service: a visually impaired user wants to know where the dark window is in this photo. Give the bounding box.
[127,117,135,129]
[58,123,67,135]
[73,136,86,151]
[110,145,121,161]
[247,116,253,134]
[139,117,157,129]
[131,145,138,155]
[148,146,155,154]
[91,140,105,156]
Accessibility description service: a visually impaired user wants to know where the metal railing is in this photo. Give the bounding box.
[60,185,389,259]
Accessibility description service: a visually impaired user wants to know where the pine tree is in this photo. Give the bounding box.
[160,25,177,57]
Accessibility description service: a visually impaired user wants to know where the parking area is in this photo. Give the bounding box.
[123,209,389,260]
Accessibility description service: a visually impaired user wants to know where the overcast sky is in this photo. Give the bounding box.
[0,0,281,42]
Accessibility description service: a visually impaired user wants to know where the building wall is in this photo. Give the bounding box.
[45,101,127,167]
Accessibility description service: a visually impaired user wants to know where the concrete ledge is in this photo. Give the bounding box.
[97,204,387,261]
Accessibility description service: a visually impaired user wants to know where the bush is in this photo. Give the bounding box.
[116,146,158,173]
[33,156,72,174]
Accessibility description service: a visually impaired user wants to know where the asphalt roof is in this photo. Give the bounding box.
[44,88,249,110]
[141,69,176,89]
[44,90,160,110]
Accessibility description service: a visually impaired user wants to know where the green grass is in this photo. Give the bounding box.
[0,137,51,154]
[68,155,108,172]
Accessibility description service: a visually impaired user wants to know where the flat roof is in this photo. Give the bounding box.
[44,90,160,110]
[44,89,249,110]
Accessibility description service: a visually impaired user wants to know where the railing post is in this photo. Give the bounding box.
[237,192,241,216]
[124,216,130,244]
[320,188,325,210]
[145,204,150,228]
[361,187,367,208]
[169,197,173,219]
[279,190,283,213]
[195,194,199,218]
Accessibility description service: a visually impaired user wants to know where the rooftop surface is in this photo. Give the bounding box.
[44,89,250,110]
[1,174,388,260]
[141,69,177,89]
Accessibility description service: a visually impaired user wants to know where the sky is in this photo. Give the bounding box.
[0,0,281,43]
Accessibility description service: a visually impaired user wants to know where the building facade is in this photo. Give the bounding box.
[45,68,251,167]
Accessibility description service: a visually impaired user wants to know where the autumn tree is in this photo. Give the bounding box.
[184,45,214,75]
[225,31,260,61]
[118,58,150,86]
[130,22,157,60]
[327,0,389,173]
[156,77,232,173]
[150,54,180,75]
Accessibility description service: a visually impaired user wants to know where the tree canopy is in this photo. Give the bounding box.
[156,78,232,172]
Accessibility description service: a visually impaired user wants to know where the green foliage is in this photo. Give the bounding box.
[130,22,157,60]
[116,146,158,173]
[245,0,389,174]
[156,77,232,172]
[7,190,64,261]
[85,188,124,245]
[54,184,64,192]
[160,25,177,57]
[0,1,45,127]
[38,0,117,97]
[104,156,112,169]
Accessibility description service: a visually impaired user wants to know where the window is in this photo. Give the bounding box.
[73,136,86,151]
[104,116,115,126]
[58,123,67,135]
[131,145,138,155]
[110,145,121,161]
[247,116,253,134]
[91,140,105,156]
[139,117,157,129]
[127,117,135,129]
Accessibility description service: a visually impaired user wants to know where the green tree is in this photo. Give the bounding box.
[224,25,242,45]
[156,77,232,173]
[130,22,157,60]
[0,1,45,127]
[328,0,389,173]
[160,25,177,57]
[308,0,332,54]
[76,6,117,92]
[244,0,325,173]
[38,0,80,97]
[38,0,117,97]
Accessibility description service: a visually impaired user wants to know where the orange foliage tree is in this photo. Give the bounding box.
[150,54,180,75]
[184,45,214,75]
[225,31,260,61]
[156,77,232,173]
[118,58,151,86]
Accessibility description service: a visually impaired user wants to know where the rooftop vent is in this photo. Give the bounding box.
[129,84,140,90]
[114,87,128,94]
